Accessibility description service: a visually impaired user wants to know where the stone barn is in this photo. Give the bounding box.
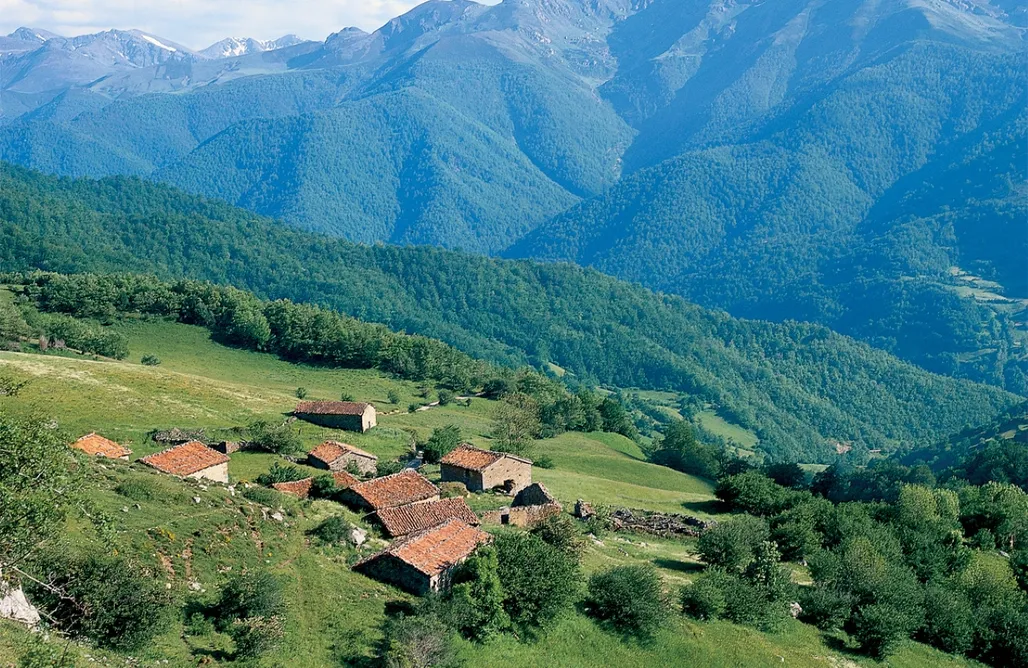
[353,518,492,594]
[307,440,378,475]
[71,433,132,460]
[294,401,377,432]
[440,444,532,494]
[373,497,480,538]
[481,482,563,528]
[140,441,230,483]
[341,469,440,512]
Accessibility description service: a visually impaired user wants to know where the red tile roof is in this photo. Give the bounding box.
[358,518,492,576]
[374,497,479,537]
[140,441,229,477]
[72,433,132,459]
[439,444,532,471]
[347,470,439,510]
[308,440,377,465]
[332,470,360,489]
[272,478,314,498]
[295,401,372,416]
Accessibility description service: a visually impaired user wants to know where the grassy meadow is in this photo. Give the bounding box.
[0,318,979,667]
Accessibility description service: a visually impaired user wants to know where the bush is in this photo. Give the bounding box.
[242,486,284,508]
[918,585,974,656]
[438,389,455,406]
[18,635,76,668]
[214,571,286,630]
[247,420,303,454]
[230,615,285,660]
[184,611,216,636]
[379,614,461,668]
[114,477,170,503]
[28,552,172,650]
[140,354,161,366]
[310,516,350,545]
[530,514,585,558]
[340,392,355,401]
[681,569,732,621]
[853,604,910,659]
[310,474,339,499]
[495,532,582,634]
[697,515,769,573]
[534,454,555,469]
[377,459,406,476]
[408,403,420,414]
[423,425,461,464]
[255,462,307,486]
[387,389,401,404]
[443,546,510,640]
[440,482,469,498]
[586,565,668,637]
[295,387,308,399]
[797,585,853,631]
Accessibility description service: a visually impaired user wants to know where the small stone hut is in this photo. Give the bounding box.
[439,444,532,494]
[353,518,492,594]
[307,440,378,475]
[482,482,562,528]
[140,441,230,483]
[342,469,440,512]
[294,401,377,432]
[71,433,132,460]
[373,497,480,538]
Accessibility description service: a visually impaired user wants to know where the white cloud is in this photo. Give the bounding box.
[0,0,497,50]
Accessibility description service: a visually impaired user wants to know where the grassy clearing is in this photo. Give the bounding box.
[696,410,760,449]
[0,319,976,667]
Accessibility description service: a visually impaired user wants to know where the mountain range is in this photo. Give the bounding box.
[0,0,1025,394]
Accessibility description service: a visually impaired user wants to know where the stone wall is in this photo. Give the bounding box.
[480,458,531,493]
[187,462,229,484]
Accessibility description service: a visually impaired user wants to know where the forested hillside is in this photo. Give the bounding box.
[0,163,1020,463]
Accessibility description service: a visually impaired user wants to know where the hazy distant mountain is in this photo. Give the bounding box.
[199,35,309,59]
[0,0,1024,393]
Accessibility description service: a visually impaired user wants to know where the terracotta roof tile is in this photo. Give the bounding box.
[332,470,360,489]
[358,518,492,576]
[140,441,229,477]
[72,433,131,459]
[439,444,532,471]
[374,497,479,537]
[347,470,439,510]
[271,478,314,498]
[308,440,378,465]
[295,401,372,416]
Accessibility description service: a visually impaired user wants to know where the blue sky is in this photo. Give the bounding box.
[0,0,499,49]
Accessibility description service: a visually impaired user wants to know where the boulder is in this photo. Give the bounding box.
[0,584,40,627]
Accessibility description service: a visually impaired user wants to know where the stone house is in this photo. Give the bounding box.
[294,401,377,432]
[481,482,562,528]
[71,433,132,460]
[353,518,492,594]
[342,469,440,512]
[439,444,532,494]
[307,440,378,475]
[140,441,230,483]
[373,497,480,538]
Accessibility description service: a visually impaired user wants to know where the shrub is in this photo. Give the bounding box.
[18,635,76,668]
[494,532,581,634]
[438,389,455,406]
[586,565,668,638]
[28,552,172,650]
[184,611,216,636]
[408,403,420,414]
[114,477,167,502]
[697,515,770,573]
[255,462,307,486]
[310,516,350,545]
[310,474,339,500]
[247,420,303,454]
[376,459,406,476]
[230,615,285,660]
[386,389,401,404]
[530,514,585,558]
[422,425,461,464]
[853,603,910,659]
[215,571,286,630]
[681,569,732,621]
[444,546,510,640]
[140,354,161,366]
[295,387,308,399]
[797,585,853,631]
[440,482,469,498]
[379,614,461,668]
[242,486,283,508]
[340,392,355,401]
[534,454,555,469]
[918,585,974,656]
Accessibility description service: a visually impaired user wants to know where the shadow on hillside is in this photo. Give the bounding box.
[653,558,704,574]
[680,499,726,515]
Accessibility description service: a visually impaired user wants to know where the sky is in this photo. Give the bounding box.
[0,0,499,50]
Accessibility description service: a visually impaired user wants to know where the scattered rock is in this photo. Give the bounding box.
[608,508,713,538]
[121,506,129,513]
[189,581,202,592]
[790,602,803,619]
[588,534,604,546]
[192,497,202,504]
[349,527,368,547]
[0,584,41,627]
[574,499,595,519]
[270,512,285,523]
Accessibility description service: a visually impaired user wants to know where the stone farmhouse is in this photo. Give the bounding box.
[71,433,131,460]
[140,441,230,483]
[374,497,480,538]
[342,469,440,511]
[440,444,532,493]
[307,440,378,475]
[354,518,492,594]
[271,471,359,499]
[294,401,377,433]
[482,482,563,528]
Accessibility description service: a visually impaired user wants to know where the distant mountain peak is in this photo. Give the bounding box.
[199,34,308,59]
[7,27,61,43]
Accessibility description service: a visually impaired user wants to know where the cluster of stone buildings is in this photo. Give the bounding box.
[66,399,562,597]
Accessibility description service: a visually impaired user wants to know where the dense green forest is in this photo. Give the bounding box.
[0,163,1021,463]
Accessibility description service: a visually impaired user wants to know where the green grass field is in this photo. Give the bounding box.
[0,318,977,667]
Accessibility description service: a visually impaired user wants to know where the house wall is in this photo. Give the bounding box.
[357,555,432,595]
[440,464,486,492]
[187,462,229,484]
[328,452,377,476]
[481,458,532,493]
[362,407,377,431]
[297,413,366,432]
